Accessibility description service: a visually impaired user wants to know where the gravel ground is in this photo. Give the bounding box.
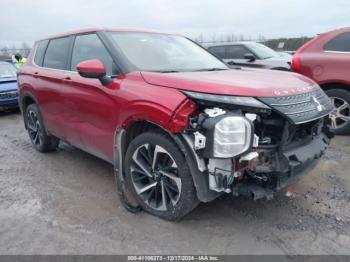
[0,110,349,255]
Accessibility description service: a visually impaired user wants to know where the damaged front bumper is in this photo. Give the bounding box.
[180,118,332,202]
[236,133,329,200]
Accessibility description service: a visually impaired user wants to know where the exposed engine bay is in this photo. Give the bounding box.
[181,91,334,200]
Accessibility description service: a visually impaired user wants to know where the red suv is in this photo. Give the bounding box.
[18,28,334,220]
[292,27,350,134]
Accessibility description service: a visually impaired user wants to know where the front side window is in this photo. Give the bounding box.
[108,32,228,72]
[43,37,71,70]
[0,62,17,78]
[226,45,252,59]
[324,32,350,52]
[71,34,117,75]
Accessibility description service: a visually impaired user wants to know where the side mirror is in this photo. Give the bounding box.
[77,59,112,86]
[244,53,256,62]
[227,60,236,66]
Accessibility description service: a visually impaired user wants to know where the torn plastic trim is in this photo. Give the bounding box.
[114,128,141,213]
[174,134,221,202]
[182,134,207,172]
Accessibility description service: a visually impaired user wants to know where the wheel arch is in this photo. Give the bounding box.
[20,91,38,111]
[20,92,39,129]
[320,82,350,92]
[113,120,219,203]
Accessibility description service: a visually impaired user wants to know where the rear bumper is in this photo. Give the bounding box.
[236,133,330,200]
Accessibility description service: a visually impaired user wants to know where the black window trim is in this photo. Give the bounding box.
[32,32,125,76]
[68,32,122,77]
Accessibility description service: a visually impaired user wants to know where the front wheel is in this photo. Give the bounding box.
[124,132,199,220]
[326,89,350,135]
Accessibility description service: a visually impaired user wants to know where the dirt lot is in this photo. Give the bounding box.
[0,111,349,255]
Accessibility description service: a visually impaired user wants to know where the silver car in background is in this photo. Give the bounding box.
[205,41,291,71]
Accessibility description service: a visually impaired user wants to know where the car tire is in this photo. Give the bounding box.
[25,103,59,152]
[124,131,199,221]
[325,89,350,135]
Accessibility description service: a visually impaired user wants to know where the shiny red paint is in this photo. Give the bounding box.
[18,28,321,164]
[291,27,350,88]
[141,69,317,97]
[77,59,106,75]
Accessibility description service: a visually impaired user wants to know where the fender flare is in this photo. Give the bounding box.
[19,91,39,129]
[19,91,38,112]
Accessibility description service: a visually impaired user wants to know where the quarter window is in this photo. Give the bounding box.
[71,34,117,75]
[324,33,350,52]
[34,40,48,66]
[43,37,71,70]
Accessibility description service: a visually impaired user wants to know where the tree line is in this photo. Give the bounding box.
[193,33,313,51]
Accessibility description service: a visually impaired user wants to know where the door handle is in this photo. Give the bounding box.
[62,76,72,82]
[33,72,39,78]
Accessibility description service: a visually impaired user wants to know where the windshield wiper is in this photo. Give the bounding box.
[194,68,228,72]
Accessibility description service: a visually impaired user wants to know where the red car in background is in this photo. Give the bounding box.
[292,27,350,134]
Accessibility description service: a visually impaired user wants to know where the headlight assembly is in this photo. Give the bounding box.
[182,90,270,109]
[199,113,253,158]
[213,116,252,158]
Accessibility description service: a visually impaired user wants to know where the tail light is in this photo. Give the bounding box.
[291,53,301,72]
[291,36,320,72]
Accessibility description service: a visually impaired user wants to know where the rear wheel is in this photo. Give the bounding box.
[25,104,59,152]
[124,132,199,220]
[326,89,350,135]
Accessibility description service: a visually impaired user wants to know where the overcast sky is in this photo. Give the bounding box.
[1,0,349,47]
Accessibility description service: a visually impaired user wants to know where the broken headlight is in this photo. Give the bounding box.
[200,112,253,158]
[214,116,252,158]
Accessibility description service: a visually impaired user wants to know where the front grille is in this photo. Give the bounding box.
[0,91,18,100]
[258,89,334,124]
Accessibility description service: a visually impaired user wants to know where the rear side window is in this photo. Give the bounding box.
[34,40,48,66]
[324,32,350,52]
[71,34,117,75]
[208,46,226,59]
[226,45,252,59]
[43,37,71,70]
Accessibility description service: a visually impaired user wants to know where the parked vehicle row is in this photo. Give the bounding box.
[205,41,291,71]
[291,27,350,134]
[0,61,18,111]
[17,28,334,220]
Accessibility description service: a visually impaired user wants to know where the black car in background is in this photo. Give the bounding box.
[205,42,291,71]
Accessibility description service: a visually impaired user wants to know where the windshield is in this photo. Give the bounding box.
[108,32,228,72]
[247,42,279,59]
[0,63,17,78]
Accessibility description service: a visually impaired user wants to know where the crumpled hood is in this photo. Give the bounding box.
[141,68,318,97]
